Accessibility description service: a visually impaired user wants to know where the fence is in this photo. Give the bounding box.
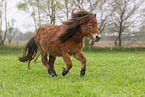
[4,40,145,47]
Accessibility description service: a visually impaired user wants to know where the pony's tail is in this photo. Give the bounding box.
[18,36,37,69]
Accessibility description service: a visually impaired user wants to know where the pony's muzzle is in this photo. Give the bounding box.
[94,34,101,42]
[87,33,101,42]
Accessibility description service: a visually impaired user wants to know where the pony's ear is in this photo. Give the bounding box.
[94,13,97,17]
[72,8,80,15]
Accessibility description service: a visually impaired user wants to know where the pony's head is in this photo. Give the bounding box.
[72,9,101,42]
[58,8,101,42]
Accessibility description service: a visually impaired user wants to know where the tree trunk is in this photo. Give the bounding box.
[115,35,119,46]
[65,0,69,19]
[2,0,7,45]
[8,40,11,46]
[0,0,3,46]
[50,0,56,25]
[119,33,122,46]
[52,11,55,25]
[0,26,2,46]
[32,6,37,31]
[36,0,41,26]
[33,16,37,31]
[90,41,94,46]
[115,31,122,47]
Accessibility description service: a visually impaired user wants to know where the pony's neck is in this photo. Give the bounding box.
[71,31,84,43]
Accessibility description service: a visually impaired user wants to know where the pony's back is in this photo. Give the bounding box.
[35,24,61,42]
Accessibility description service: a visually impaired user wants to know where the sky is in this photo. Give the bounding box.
[2,0,35,33]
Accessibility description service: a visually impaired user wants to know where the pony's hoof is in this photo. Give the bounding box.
[48,69,58,77]
[52,74,58,77]
[62,72,68,76]
[62,67,68,76]
[80,69,85,77]
[80,66,86,77]
[50,72,58,77]
[80,71,85,77]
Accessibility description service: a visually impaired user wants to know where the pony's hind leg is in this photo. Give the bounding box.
[74,52,86,76]
[39,48,57,77]
[48,55,57,76]
[62,53,72,76]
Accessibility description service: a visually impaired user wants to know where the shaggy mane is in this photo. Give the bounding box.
[58,9,95,42]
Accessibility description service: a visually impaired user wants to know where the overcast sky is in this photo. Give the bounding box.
[3,0,145,33]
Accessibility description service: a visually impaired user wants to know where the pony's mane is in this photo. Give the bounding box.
[58,9,95,42]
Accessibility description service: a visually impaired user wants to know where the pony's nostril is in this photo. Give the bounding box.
[95,36,101,42]
[96,36,98,38]
[96,36,101,39]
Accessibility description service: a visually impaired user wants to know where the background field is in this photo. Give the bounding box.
[0,50,145,97]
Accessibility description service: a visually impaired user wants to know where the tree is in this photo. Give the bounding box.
[59,0,74,20]
[140,4,145,33]
[0,0,3,46]
[17,0,60,27]
[73,0,110,47]
[17,0,42,31]
[64,0,70,19]
[110,0,144,46]
[73,0,85,9]
[1,0,8,45]
[7,19,18,45]
[88,0,112,46]
[41,0,61,25]
[36,0,41,26]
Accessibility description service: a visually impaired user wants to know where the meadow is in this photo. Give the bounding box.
[0,48,145,97]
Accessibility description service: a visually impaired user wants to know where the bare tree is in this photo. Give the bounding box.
[73,0,110,46]
[87,0,113,46]
[110,0,144,46]
[43,0,60,25]
[17,0,42,30]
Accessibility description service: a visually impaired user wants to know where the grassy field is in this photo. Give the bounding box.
[0,50,145,97]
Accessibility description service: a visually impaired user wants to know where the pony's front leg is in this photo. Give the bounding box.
[62,53,72,76]
[74,52,86,76]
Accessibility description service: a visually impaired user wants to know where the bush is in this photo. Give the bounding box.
[0,45,24,51]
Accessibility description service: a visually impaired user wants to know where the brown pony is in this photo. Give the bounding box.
[18,9,101,77]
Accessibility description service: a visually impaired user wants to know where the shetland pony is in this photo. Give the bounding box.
[18,9,101,77]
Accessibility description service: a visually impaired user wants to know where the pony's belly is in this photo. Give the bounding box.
[47,49,62,56]
[42,42,62,56]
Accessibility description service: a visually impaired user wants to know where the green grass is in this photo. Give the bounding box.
[0,50,145,97]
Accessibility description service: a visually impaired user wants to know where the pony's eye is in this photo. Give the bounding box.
[88,23,92,27]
